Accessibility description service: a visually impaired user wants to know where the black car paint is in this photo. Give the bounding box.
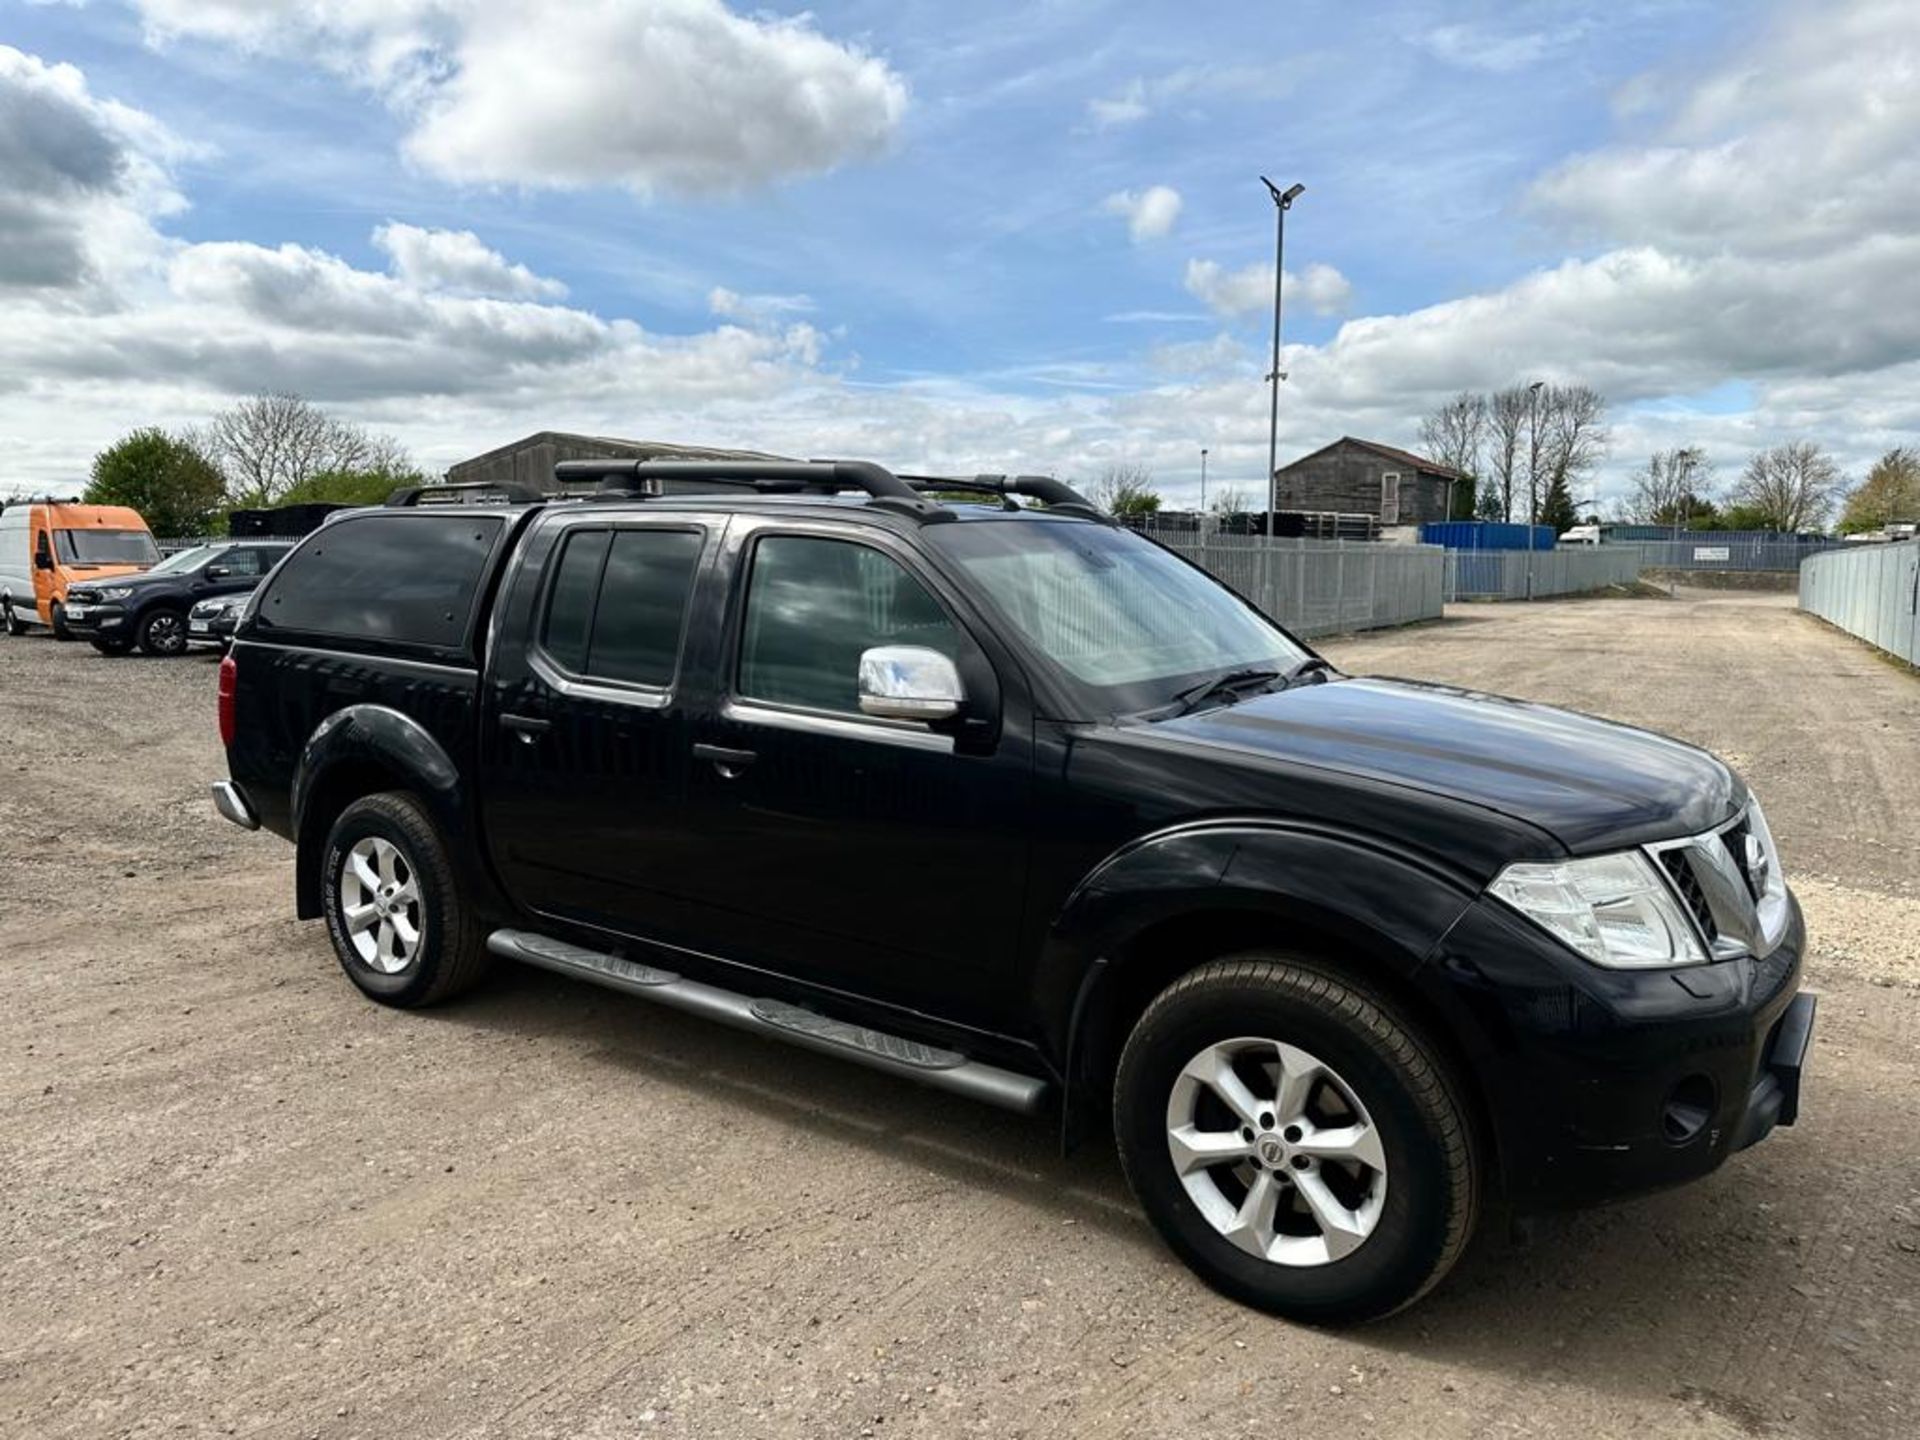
[222,497,1806,1210]
[65,541,290,646]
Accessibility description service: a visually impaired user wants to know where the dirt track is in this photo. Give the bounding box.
[2,589,1916,1440]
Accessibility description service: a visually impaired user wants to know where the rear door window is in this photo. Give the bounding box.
[253,513,505,649]
[537,526,704,688]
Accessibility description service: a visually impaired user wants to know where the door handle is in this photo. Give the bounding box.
[501,713,552,743]
[692,742,757,776]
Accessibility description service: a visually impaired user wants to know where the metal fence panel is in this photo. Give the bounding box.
[1625,538,1845,572]
[1800,540,1920,665]
[1134,523,1447,638]
[1442,546,1642,600]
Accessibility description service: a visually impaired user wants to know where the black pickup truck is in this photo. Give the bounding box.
[211,461,1813,1322]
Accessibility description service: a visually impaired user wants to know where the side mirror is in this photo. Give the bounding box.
[204,565,231,580]
[858,645,964,722]
[34,550,52,571]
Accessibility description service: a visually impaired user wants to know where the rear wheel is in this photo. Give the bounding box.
[1,597,25,636]
[320,792,491,1008]
[136,607,188,656]
[1114,953,1479,1324]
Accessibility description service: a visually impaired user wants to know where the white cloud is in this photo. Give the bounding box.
[0,45,182,293]
[1416,21,1586,74]
[708,286,817,324]
[117,0,907,195]
[1084,64,1305,130]
[372,222,567,299]
[1102,185,1182,243]
[1183,258,1353,319]
[1086,79,1149,128]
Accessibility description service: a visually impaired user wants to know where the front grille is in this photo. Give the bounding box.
[1659,849,1717,940]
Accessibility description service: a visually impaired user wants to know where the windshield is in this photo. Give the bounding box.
[55,529,161,568]
[927,520,1311,715]
[145,545,216,576]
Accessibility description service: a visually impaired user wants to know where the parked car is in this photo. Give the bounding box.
[65,539,293,655]
[188,592,248,649]
[210,461,1813,1323]
[0,499,160,639]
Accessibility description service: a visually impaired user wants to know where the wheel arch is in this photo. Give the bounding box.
[1045,824,1499,1178]
[291,705,497,922]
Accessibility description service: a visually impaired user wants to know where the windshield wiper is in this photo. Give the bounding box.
[1167,667,1286,716]
[1285,656,1337,683]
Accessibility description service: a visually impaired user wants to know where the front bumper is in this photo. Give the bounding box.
[1426,891,1811,1210]
[60,602,127,636]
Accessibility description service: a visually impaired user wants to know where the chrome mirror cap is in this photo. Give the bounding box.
[858,645,963,721]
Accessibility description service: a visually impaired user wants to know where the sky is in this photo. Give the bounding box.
[2,0,1917,512]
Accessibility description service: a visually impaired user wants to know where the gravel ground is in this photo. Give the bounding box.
[2,589,1916,1440]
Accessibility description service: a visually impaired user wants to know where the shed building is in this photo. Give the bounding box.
[446,432,784,494]
[1272,438,1466,527]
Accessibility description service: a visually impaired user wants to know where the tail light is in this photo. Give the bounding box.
[217,652,238,748]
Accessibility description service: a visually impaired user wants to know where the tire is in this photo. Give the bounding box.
[136,606,189,656]
[50,601,75,641]
[90,635,134,656]
[1,597,25,636]
[1114,953,1479,1324]
[320,792,491,1008]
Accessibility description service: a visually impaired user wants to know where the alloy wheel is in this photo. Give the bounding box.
[145,613,186,654]
[339,836,425,974]
[1166,1037,1388,1266]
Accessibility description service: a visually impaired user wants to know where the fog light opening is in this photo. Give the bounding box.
[1661,1074,1716,1145]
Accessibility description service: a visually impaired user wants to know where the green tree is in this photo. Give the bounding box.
[1539,471,1579,532]
[84,428,226,538]
[1838,447,1920,534]
[277,467,426,508]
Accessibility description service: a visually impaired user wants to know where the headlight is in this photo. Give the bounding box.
[99,586,134,600]
[1488,851,1707,969]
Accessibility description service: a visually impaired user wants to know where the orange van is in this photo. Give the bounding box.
[0,499,161,639]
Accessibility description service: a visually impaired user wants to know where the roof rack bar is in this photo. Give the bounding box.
[386,479,546,507]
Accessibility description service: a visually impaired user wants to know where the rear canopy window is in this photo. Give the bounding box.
[254,514,503,649]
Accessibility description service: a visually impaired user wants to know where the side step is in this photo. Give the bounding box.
[487,929,1049,1115]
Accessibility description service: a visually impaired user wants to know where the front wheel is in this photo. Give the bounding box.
[1114,954,1480,1324]
[320,792,491,1008]
[90,635,134,656]
[50,601,75,641]
[136,607,189,656]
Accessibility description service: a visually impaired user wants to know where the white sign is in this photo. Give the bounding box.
[1693,545,1731,562]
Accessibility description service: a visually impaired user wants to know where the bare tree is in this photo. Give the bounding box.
[192,392,413,507]
[1418,392,1487,483]
[1538,384,1609,505]
[1627,446,1716,525]
[1209,483,1251,516]
[1486,386,1530,523]
[1729,442,1846,532]
[1089,462,1162,518]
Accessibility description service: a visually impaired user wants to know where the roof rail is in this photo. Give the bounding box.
[904,473,1106,520]
[553,458,1104,524]
[385,479,546,507]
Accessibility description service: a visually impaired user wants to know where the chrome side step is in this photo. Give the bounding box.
[487,928,1049,1115]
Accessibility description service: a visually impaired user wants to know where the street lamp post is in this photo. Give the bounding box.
[1261,178,1304,540]
[1526,379,1545,600]
[1200,446,1210,515]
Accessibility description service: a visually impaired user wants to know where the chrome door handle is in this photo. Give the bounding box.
[501,713,551,743]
